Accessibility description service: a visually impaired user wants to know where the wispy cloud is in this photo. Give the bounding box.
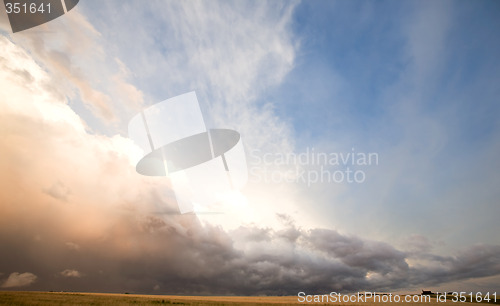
[75,1,298,152]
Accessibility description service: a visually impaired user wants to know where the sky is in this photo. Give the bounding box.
[0,0,499,295]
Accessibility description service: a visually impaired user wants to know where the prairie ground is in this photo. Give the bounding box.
[0,291,490,305]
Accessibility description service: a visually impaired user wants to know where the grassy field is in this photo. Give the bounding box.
[0,291,491,305]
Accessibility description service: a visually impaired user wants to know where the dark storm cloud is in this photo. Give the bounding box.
[2,206,499,294]
[408,244,500,286]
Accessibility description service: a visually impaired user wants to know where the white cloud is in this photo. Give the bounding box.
[1,8,145,131]
[60,269,82,278]
[0,36,85,132]
[1,272,37,288]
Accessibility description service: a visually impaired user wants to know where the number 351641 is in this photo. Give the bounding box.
[5,2,51,14]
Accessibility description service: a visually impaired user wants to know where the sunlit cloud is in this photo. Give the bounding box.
[60,269,83,278]
[1,272,37,288]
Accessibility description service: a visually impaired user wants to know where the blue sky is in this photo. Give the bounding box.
[276,0,500,146]
[263,0,500,249]
[1,0,499,295]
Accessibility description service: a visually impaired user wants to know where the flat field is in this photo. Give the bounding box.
[0,291,486,305]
